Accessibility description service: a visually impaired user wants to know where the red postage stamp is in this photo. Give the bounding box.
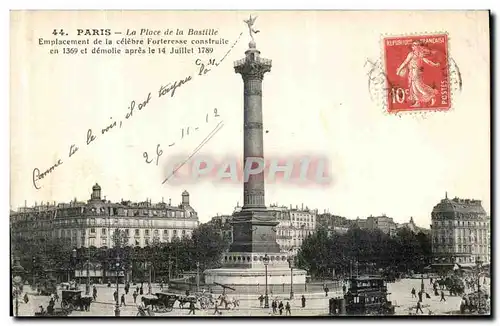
[383,34,450,113]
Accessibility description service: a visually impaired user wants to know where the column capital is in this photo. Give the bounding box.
[234,56,272,80]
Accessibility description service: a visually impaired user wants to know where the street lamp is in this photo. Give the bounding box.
[71,249,77,283]
[287,256,294,299]
[263,254,269,308]
[85,245,91,295]
[12,257,25,316]
[196,261,200,293]
[115,255,121,317]
[32,256,36,290]
[476,256,483,313]
[148,261,153,294]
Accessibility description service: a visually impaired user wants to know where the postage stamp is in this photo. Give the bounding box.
[383,33,451,113]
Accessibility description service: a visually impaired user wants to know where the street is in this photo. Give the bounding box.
[14,277,490,317]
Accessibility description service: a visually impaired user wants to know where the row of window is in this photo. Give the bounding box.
[433,220,489,227]
[89,228,188,237]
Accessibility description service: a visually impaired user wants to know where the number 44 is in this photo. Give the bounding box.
[52,29,66,36]
[390,87,409,104]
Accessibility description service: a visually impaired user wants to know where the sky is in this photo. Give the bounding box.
[10,11,490,228]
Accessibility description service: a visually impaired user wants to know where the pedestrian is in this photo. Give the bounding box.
[425,292,431,299]
[285,301,291,316]
[430,277,433,285]
[272,299,277,314]
[54,292,59,302]
[188,301,196,315]
[93,286,97,301]
[278,301,284,315]
[113,290,118,303]
[213,300,220,315]
[258,294,264,308]
[440,291,446,302]
[120,293,126,307]
[160,282,163,291]
[418,291,423,302]
[140,286,143,295]
[416,301,424,314]
[107,282,111,288]
[342,284,346,294]
[133,290,138,304]
[23,293,29,304]
[325,287,329,297]
[301,295,306,308]
[411,288,416,298]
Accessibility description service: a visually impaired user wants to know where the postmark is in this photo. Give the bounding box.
[366,33,462,116]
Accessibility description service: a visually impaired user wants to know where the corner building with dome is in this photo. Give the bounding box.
[430,193,490,267]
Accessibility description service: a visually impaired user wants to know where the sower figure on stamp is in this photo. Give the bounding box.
[396,41,440,108]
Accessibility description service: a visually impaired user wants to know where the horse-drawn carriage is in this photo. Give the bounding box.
[197,293,216,310]
[61,290,93,312]
[34,307,71,317]
[141,292,179,313]
[36,277,58,296]
[460,290,489,315]
[435,276,465,296]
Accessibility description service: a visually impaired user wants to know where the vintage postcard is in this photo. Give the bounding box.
[9,11,491,317]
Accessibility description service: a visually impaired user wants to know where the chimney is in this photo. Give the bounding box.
[162,197,164,203]
[169,198,172,206]
[301,203,304,210]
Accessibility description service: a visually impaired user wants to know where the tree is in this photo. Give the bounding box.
[296,226,433,279]
[190,223,231,270]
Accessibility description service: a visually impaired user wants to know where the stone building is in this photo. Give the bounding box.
[430,193,490,266]
[10,184,200,248]
[366,215,397,237]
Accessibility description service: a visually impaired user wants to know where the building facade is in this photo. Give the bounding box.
[431,194,490,265]
[10,184,200,249]
[366,215,397,237]
[268,205,293,252]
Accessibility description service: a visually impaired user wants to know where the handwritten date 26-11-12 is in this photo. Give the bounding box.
[143,108,220,166]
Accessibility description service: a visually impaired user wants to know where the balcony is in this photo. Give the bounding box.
[233,57,272,68]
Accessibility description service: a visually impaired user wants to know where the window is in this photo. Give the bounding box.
[102,228,107,235]
[145,239,149,246]
[90,228,96,234]
[182,230,186,236]
[154,229,159,235]
[173,230,178,237]
[145,230,150,236]
[89,238,95,246]
[125,229,129,236]
[135,229,140,236]
[101,238,106,246]
[90,218,95,225]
